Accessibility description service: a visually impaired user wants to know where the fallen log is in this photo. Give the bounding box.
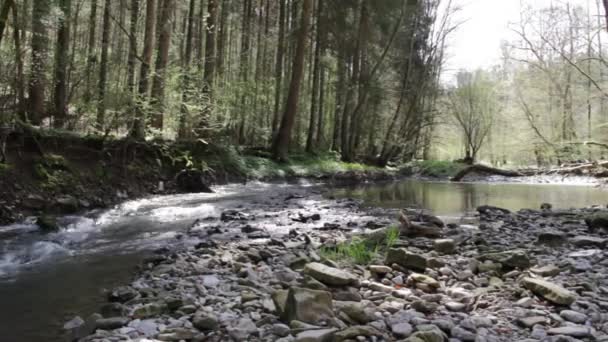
[451,164,524,182]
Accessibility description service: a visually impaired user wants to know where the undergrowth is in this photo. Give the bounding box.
[409,160,467,178]
[319,225,401,265]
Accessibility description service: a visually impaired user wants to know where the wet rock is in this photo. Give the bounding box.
[132,302,166,319]
[55,195,80,213]
[95,317,129,330]
[404,327,446,342]
[537,231,567,246]
[479,250,533,269]
[100,303,128,317]
[411,300,438,314]
[221,209,249,221]
[385,248,428,271]
[433,239,456,254]
[333,287,362,302]
[521,277,576,305]
[37,215,59,232]
[335,301,376,324]
[451,326,476,341]
[282,287,334,324]
[175,169,213,193]
[585,212,608,232]
[108,286,138,303]
[157,328,197,341]
[303,262,358,286]
[477,205,511,215]
[294,328,337,342]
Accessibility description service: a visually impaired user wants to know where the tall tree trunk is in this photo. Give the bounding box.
[127,0,140,94]
[53,0,71,128]
[28,0,51,125]
[131,0,157,139]
[237,0,252,143]
[271,0,312,161]
[84,0,98,103]
[271,0,286,138]
[96,0,111,131]
[178,0,196,139]
[332,48,346,151]
[216,0,230,78]
[306,0,323,153]
[0,0,14,46]
[200,0,218,134]
[12,3,25,119]
[150,0,174,131]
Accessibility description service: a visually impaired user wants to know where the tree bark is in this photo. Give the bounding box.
[271,0,312,161]
[306,0,323,153]
[178,0,196,139]
[199,0,218,134]
[96,0,112,131]
[271,0,286,138]
[127,0,140,94]
[84,0,98,103]
[131,0,157,139]
[150,0,175,131]
[12,2,25,119]
[28,0,51,125]
[53,0,71,128]
[0,0,14,46]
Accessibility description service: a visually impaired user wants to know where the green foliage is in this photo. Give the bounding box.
[320,225,402,265]
[413,160,467,178]
[34,154,75,192]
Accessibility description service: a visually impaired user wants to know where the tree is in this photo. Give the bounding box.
[200,0,219,134]
[53,0,71,128]
[131,0,157,139]
[96,0,112,131]
[448,71,499,164]
[150,0,175,131]
[0,0,15,46]
[28,0,51,124]
[272,0,313,161]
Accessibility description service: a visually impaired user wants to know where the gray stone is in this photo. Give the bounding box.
[479,250,533,269]
[530,265,561,277]
[392,322,413,338]
[451,326,476,341]
[537,231,567,246]
[227,318,258,341]
[385,248,428,271]
[294,328,337,342]
[521,277,576,305]
[271,323,291,337]
[369,265,392,274]
[547,326,592,338]
[517,316,547,328]
[95,317,129,330]
[303,262,358,286]
[334,325,383,341]
[570,236,607,248]
[433,239,456,254]
[282,287,334,324]
[192,311,219,331]
[559,310,587,324]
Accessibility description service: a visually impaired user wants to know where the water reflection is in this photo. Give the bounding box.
[332,179,607,215]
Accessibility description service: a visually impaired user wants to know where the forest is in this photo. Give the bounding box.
[0,0,451,166]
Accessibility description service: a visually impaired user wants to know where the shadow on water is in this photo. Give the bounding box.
[330,179,608,215]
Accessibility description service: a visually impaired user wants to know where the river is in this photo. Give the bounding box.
[0,178,605,341]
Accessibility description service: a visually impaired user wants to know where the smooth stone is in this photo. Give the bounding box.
[560,310,588,324]
[547,326,592,338]
[433,239,456,254]
[227,318,258,341]
[303,262,358,286]
[282,287,334,324]
[385,248,428,271]
[294,328,337,342]
[369,265,392,274]
[530,265,561,277]
[521,277,576,305]
[517,316,547,328]
[192,311,219,331]
[392,322,413,338]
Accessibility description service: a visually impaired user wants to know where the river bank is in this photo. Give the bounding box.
[0,130,395,226]
[57,183,608,342]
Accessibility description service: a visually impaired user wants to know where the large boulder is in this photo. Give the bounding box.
[175,169,213,193]
[282,287,334,324]
[303,262,358,286]
[478,250,533,270]
[521,277,576,306]
[385,248,428,271]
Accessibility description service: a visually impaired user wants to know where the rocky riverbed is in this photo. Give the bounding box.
[64,189,608,342]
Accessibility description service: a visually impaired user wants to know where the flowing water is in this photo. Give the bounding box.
[0,179,606,341]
